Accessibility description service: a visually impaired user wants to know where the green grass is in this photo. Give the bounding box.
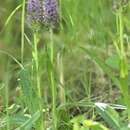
[1,0,130,130]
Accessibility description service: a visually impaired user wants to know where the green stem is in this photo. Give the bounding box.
[21,0,25,64]
[50,30,57,130]
[118,5,130,122]
[33,32,44,130]
[33,33,41,99]
[57,53,66,104]
[119,8,124,58]
[5,72,9,130]
[59,0,63,30]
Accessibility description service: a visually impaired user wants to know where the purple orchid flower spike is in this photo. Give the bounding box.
[26,0,41,27]
[43,0,58,29]
[26,0,59,29]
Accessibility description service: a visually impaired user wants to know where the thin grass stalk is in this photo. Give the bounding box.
[118,3,130,122]
[21,0,25,64]
[82,72,92,102]
[33,32,41,99]
[5,86,9,130]
[59,0,63,30]
[20,0,26,120]
[33,32,44,130]
[5,71,10,130]
[119,8,124,58]
[49,29,57,130]
[57,53,66,104]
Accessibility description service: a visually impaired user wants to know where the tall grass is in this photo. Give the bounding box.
[4,68,10,130]
[49,29,57,130]
[116,1,130,121]
[21,0,25,64]
[33,31,44,130]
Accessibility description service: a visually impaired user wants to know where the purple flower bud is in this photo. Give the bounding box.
[43,0,58,28]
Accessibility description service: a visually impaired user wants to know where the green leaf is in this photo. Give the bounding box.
[95,103,122,130]
[70,116,86,130]
[83,120,109,130]
[15,111,40,130]
[106,55,130,71]
[18,69,38,114]
[120,125,130,130]
[105,56,120,70]
[70,115,85,123]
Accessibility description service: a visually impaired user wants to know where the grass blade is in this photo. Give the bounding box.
[4,4,22,28]
[95,103,123,130]
[15,111,40,130]
[80,47,121,89]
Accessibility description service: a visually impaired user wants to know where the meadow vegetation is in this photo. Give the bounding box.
[0,0,130,129]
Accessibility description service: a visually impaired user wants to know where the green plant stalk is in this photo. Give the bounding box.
[33,32,44,130]
[73,123,79,130]
[50,70,57,130]
[5,72,10,130]
[83,73,92,102]
[57,53,66,104]
[59,0,63,30]
[49,29,57,130]
[21,0,25,64]
[118,6,130,122]
[33,33,42,101]
[20,0,26,122]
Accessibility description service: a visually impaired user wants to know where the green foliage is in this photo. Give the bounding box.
[95,103,122,129]
[15,111,40,130]
[95,103,130,130]
[70,115,109,130]
[80,47,121,89]
[18,69,39,114]
[105,56,120,70]
[1,0,130,129]
[83,120,109,130]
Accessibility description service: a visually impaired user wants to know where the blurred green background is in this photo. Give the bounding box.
[2,0,130,129]
[0,0,121,102]
[1,0,130,122]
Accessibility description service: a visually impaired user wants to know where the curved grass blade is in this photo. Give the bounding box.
[2,4,22,31]
[58,101,94,110]
[15,111,40,130]
[0,50,24,69]
[80,47,121,89]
